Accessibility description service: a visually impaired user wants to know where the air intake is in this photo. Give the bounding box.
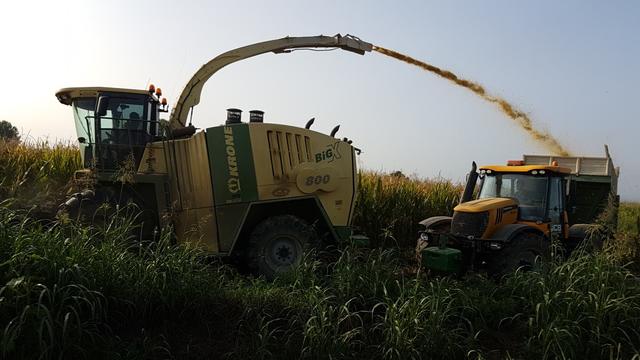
[267,130,312,180]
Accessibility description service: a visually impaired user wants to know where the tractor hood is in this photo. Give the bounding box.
[454,197,518,213]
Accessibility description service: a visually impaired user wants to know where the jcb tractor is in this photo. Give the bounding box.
[56,35,373,278]
[417,149,619,274]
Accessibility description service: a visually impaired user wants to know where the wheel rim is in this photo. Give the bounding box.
[266,235,301,269]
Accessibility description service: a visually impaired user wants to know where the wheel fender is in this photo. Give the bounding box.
[227,196,336,254]
[568,224,590,240]
[489,224,545,243]
[416,216,451,257]
[418,216,452,230]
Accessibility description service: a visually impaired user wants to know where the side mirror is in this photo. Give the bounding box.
[96,96,109,117]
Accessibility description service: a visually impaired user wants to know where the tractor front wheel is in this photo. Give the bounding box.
[491,232,550,275]
[247,215,320,279]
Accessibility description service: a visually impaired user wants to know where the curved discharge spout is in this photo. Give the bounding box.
[373,45,571,157]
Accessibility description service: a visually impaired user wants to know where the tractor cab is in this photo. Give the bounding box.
[443,160,573,243]
[56,86,167,171]
[476,162,572,236]
[418,153,617,275]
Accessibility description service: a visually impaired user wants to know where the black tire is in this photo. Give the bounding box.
[247,215,320,279]
[491,232,550,275]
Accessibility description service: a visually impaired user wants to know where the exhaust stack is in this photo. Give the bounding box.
[460,161,478,204]
[226,108,242,124]
[249,110,264,123]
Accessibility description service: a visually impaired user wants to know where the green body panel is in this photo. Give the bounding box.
[568,177,614,224]
[333,226,353,241]
[333,226,369,246]
[215,203,251,252]
[349,235,370,247]
[422,246,462,273]
[206,124,258,205]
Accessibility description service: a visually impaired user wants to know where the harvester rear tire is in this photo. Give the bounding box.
[247,215,320,280]
[493,232,550,276]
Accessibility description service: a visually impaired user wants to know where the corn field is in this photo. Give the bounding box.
[0,139,81,215]
[0,141,639,359]
[354,172,462,247]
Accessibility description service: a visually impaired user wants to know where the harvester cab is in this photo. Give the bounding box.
[418,150,619,275]
[56,34,374,279]
[56,87,165,171]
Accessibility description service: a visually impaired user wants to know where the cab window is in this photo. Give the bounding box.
[479,173,548,221]
[71,98,96,167]
[96,94,153,170]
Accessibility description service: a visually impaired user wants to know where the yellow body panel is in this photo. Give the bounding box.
[138,142,167,174]
[144,132,218,251]
[56,87,157,105]
[136,122,357,251]
[480,164,572,174]
[455,198,558,239]
[481,204,519,238]
[248,123,356,227]
[455,198,517,213]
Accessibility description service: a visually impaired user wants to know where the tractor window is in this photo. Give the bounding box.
[479,174,548,221]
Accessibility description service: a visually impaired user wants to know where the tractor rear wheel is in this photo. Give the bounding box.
[492,232,550,275]
[247,215,320,279]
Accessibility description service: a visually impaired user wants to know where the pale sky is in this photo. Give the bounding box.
[1,0,638,200]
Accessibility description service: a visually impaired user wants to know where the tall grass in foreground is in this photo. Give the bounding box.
[0,140,81,213]
[619,203,640,234]
[1,141,640,359]
[1,204,639,359]
[611,203,640,272]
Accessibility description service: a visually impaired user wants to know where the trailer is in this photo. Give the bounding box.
[523,145,619,225]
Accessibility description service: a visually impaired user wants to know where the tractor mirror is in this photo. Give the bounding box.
[96,96,110,117]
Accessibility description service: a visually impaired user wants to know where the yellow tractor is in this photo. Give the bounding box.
[56,35,373,278]
[417,149,619,274]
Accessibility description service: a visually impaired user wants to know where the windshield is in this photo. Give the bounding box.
[96,94,153,170]
[479,173,548,221]
[72,98,96,166]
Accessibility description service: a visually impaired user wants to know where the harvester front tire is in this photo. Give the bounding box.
[247,215,320,280]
